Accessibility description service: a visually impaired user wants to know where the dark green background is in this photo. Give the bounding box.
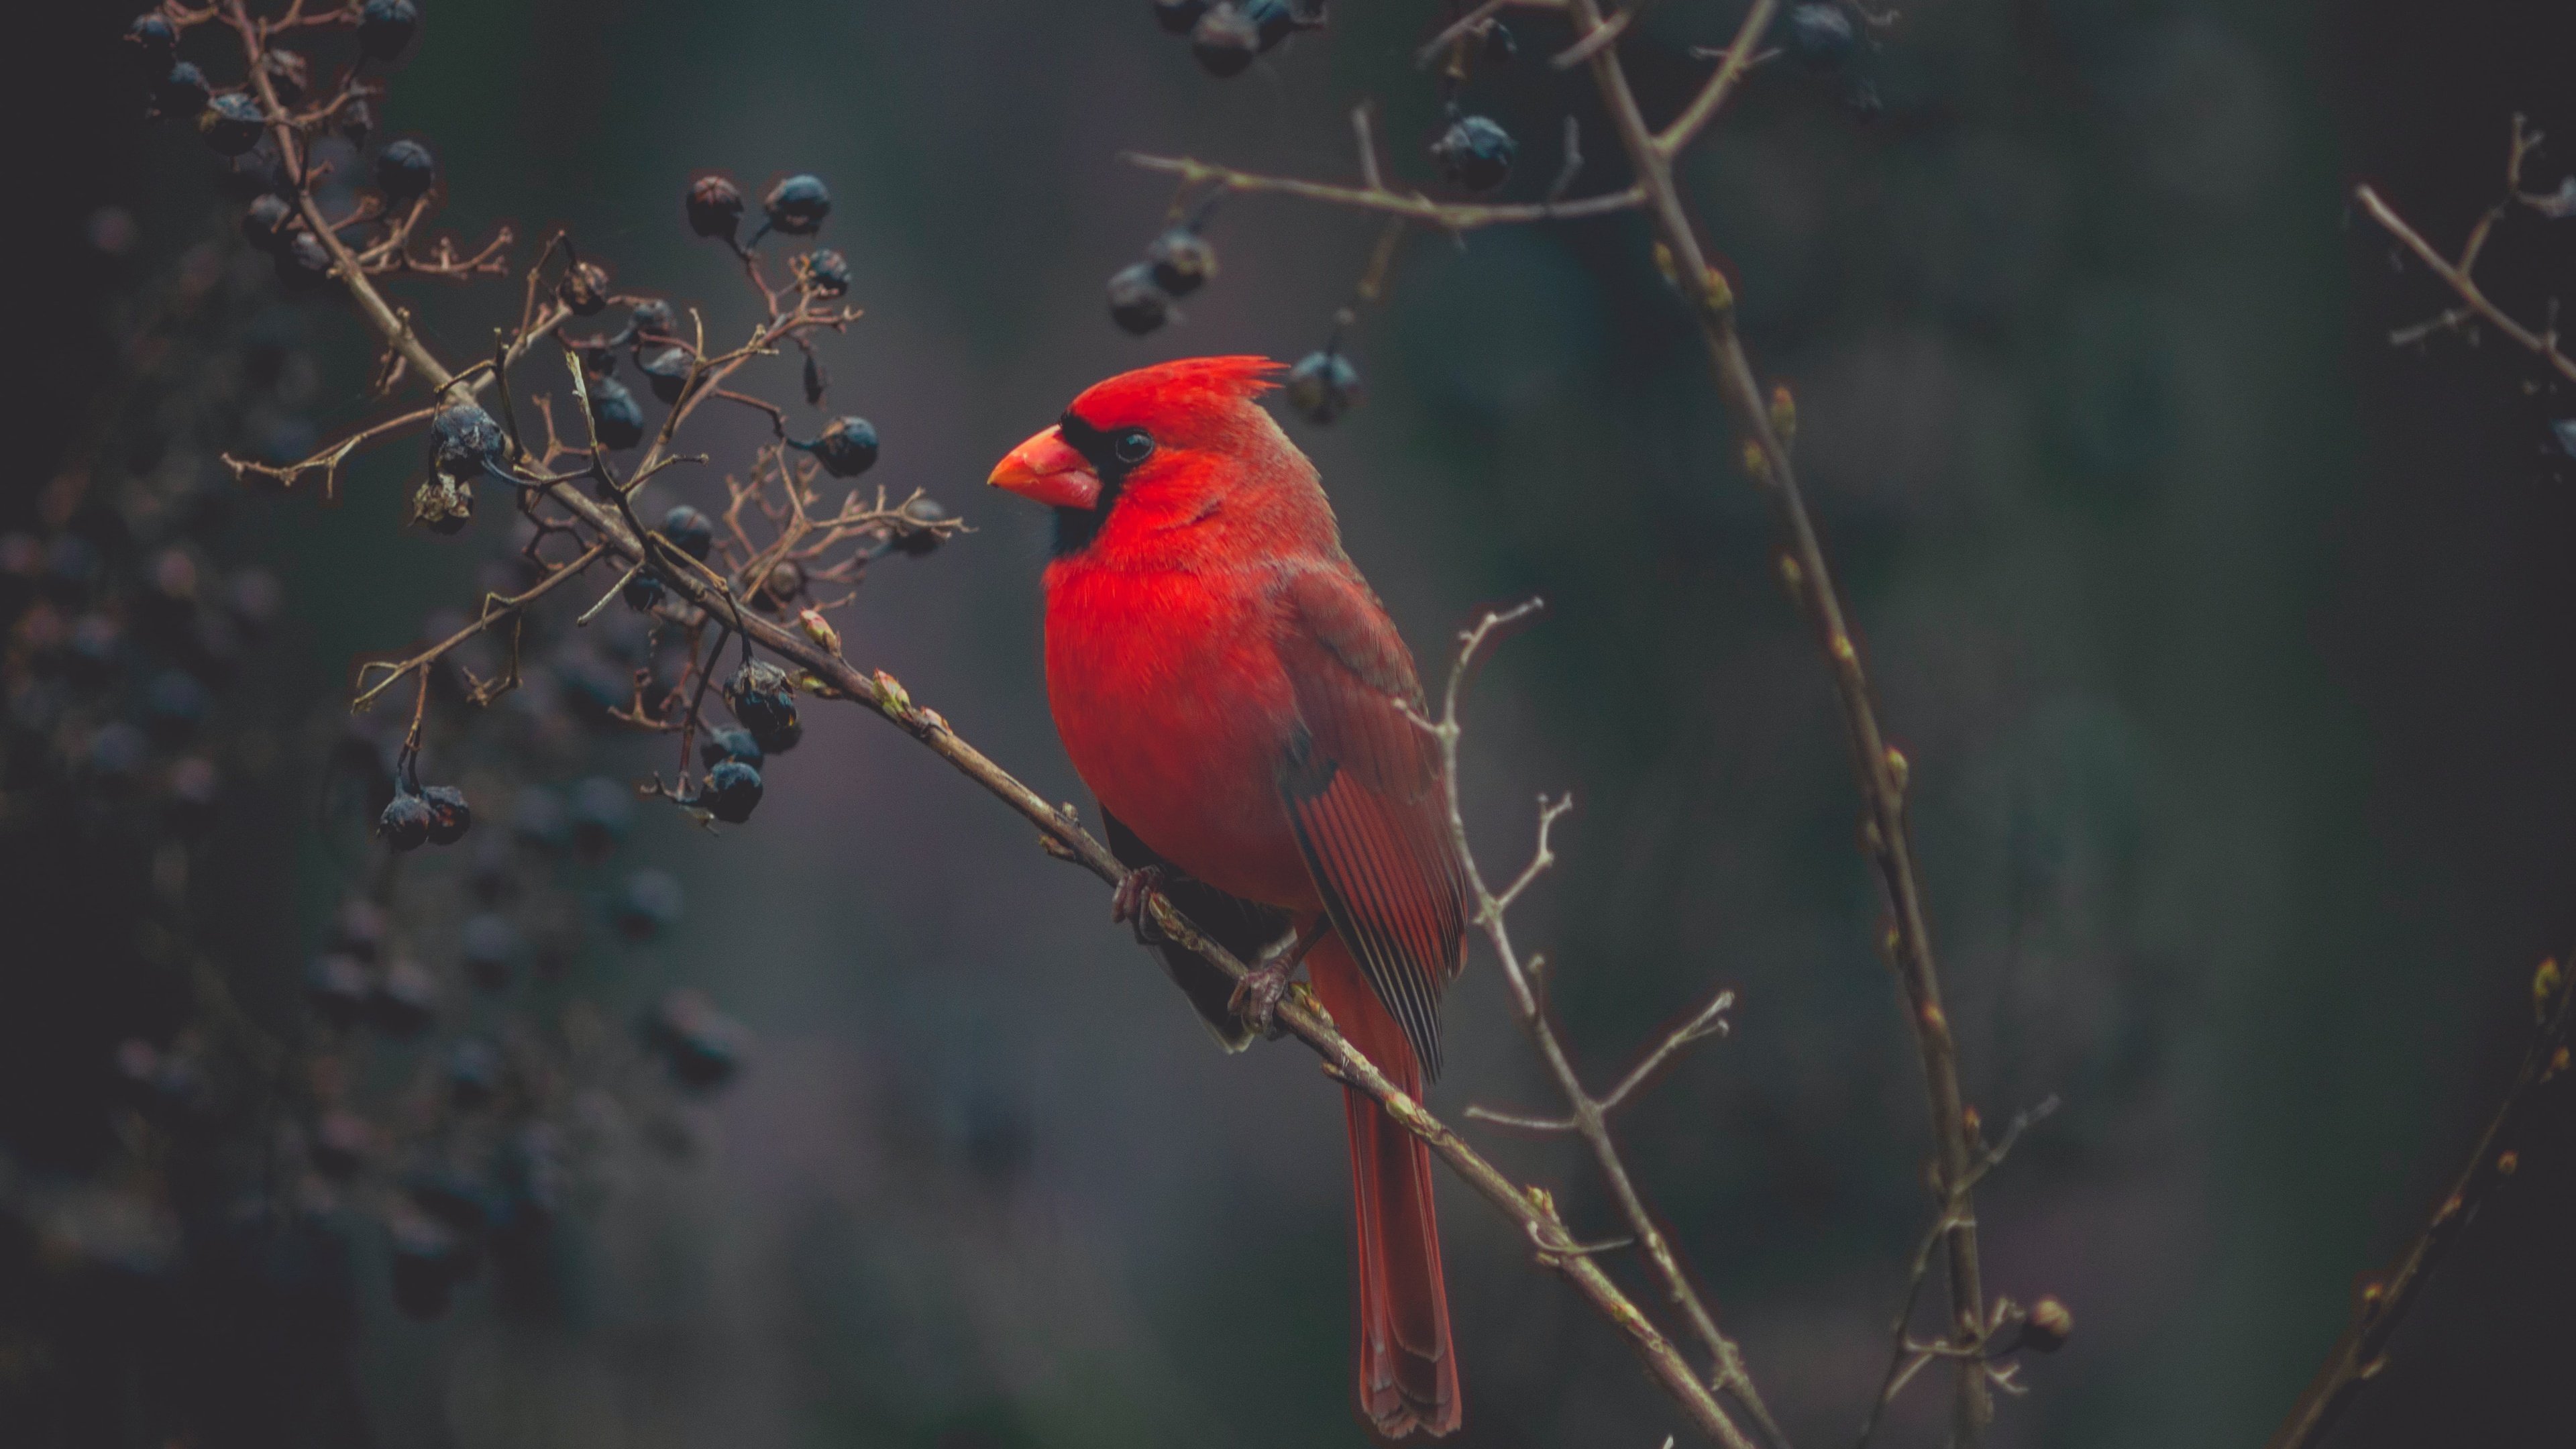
[20,1,2576,1445]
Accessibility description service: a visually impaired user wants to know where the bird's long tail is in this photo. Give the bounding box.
[1309,930,1460,1439]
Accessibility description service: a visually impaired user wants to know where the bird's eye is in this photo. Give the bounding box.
[1112,429,1155,466]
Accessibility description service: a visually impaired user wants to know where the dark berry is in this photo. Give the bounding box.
[724,661,802,755]
[1190,5,1261,76]
[570,775,635,858]
[749,559,803,613]
[357,0,421,64]
[802,248,851,297]
[1244,0,1298,50]
[199,93,264,156]
[143,669,210,741]
[125,14,178,76]
[761,174,831,237]
[375,138,437,204]
[621,572,665,612]
[686,173,745,242]
[258,48,310,107]
[1145,227,1216,297]
[335,97,374,150]
[305,954,372,1028]
[586,376,645,449]
[380,790,435,850]
[1108,264,1173,335]
[1285,350,1362,424]
[657,504,714,561]
[427,400,506,478]
[511,785,569,852]
[459,914,521,990]
[611,869,685,941]
[276,230,332,289]
[792,415,878,478]
[370,959,438,1037]
[642,990,751,1090]
[700,759,762,823]
[242,193,294,252]
[153,62,210,118]
[1780,3,1858,71]
[421,784,471,845]
[639,346,693,403]
[1431,114,1516,193]
[1483,19,1517,62]
[630,297,677,336]
[555,260,610,316]
[894,496,949,556]
[1154,0,1209,34]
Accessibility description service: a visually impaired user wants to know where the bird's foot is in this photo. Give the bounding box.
[1229,957,1295,1039]
[1111,865,1167,945]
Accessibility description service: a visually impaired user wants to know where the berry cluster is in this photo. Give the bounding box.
[1106,197,1221,336]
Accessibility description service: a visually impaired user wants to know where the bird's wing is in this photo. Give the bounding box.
[1273,565,1468,1080]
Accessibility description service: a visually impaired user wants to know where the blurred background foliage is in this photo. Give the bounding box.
[7,1,2576,1446]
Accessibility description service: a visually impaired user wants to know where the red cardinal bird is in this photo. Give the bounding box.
[990,356,1466,1438]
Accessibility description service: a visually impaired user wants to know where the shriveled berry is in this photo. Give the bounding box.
[258,48,310,107]
[370,959,438,1037]
[762,174,831,237]
[1108,264,1173,335]
[555,260,610,316]
[586,376,644,449]
[153,62,210,118]
[1154,0,1210,34]
[412,475,473,535]
[1244,0,1298,50]
[802,248,851,297]
[1780,2,1858,71]
[305,954,372,1028]
[335,97,374,150]
[657,504,714,561]
[621,572,664,612]
[421,784,471,845]
[724,660,802,755]
[1285,350,1363,424]
[375,138,437,203]
[1190,5,1261,76]
[1146,227,1216,297]
[700,759,762,822]
[1431,114,1516,193]
[629,297,677,336]
[276,230,332,289]
[792,416,878,478]
[611,869,685,941]
[358,0,421,64]
[895,496,949,556]
[749,559,803,613]
[686,173,745,242]
[459,913,521,991]
[639,346,693,403]
[199,93,264,156]
[243,193,294,252]
[126,15,178,76]
[380,790,435,849]
[427,400,506,478]
[698,727,763,769]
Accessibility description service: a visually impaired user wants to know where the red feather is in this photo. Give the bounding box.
[998,357,1466,1438]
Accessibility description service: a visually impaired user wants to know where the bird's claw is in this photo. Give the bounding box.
[1111,866,1167,945]
[1230,959,1295,1040]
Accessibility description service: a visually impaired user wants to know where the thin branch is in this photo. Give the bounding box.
[2356,178,2576,388]
[2262,961,2576,1449]
[1122,153,1648,230]
[1658,0,1784,158]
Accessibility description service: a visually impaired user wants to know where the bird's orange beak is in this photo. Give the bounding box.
[987,425,1100,511]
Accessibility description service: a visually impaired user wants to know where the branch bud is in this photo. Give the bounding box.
[1768,383,1797,453]
[2536,957,2563,1024]
[1776,553,1805,599]
[1883,745,1910,796]
[796,606,841,655]
[1740,439,1771,484]
[1652,241,1678,287]
[2020,1296,2072,1353]
[2497,1149,2520,1177]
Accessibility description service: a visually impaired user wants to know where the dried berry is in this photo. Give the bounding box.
[555,260,611,317]
[1431,114,1516,193]
[460,913,521,991]
[700,759,763,822]
[895,496,949,556]
[657,504,714,561]
[199,93,264,156]
[792,415,879,478]
[411,474,474,535]
[421,784,472,845]
[380,790,435,849]
[427,400,507,479]
[375,138,437,204]
[1146,227,1217,297]
[639,346,693,403]
[586,376,645,449]
[335,97,374,150]
[357,0,421,64]
[612,869,686,941]
[724,660,802,755]
[275,231,332,290]
[1154,0,1210,34]
[699,727,763,769]
[1780,2,1858,72]
[1285,349,1363,424]
[802,248,851,297]
[749,559,804,612]
[686,173,745,243]
[258,48,310,107]
[1108,264,1174,335]
[153,62,210,119]
[1190,5,1261,76]
[242,193,294,252]
[621,571,664,612]
[762,174,831,237]
[2020,1296,2072,1353]
[630,297,677,336]
[1244,0,1299,50]
[125,14,178,76]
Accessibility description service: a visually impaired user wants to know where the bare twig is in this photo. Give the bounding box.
[2355,119,2576,389]
[1122,152,1647,230]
